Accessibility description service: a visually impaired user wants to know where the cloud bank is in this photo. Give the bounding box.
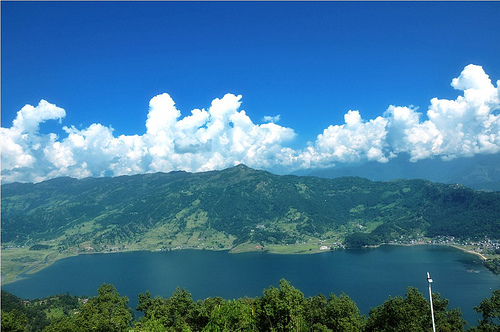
[1,64,499,183]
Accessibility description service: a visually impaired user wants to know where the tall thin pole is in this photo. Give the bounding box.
[427,272,436,332]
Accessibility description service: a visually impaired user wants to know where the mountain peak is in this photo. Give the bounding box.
[233,163,250,170]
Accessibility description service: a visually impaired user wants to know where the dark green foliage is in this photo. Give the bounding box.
[1,290,80,332]
[473,289,500,331]
[365,287,466,332]
[135,287,196,331]
[324,293,365,331]
[135,279,326,332]
[41,317,78,332]
[484,259,500,274]
[251,229,297,245]
[1,309,29,332]
[42,284,132,332]
[73,284,133,331]
[0,291,49,332]
[133,279,461,332]
[258,279,308,331]
[1,290,25,312]
[29,244,50,251]
[345,232,379,248]
[197,298,260,332]
[2,165,500,250]
[7,282,500,332]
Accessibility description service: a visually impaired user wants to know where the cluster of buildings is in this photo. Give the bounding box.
[388,235,500,258]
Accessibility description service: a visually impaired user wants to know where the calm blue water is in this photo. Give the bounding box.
[3,245,499,326]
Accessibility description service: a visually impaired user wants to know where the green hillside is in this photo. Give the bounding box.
[2,164,500,283]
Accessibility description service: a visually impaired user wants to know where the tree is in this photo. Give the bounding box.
[76,283,132,331]
[202,299,258,332]
[42,283,132,332]
[324,293,365,332]
[42,316,78,332]
[259,279,308,331]
[135,287,195,331]
[191,296,226,330]
[365,287,465,332]
[1,309,28,332]
[1,290,50,332]
[472,289,500,331]
[304,293,328,329]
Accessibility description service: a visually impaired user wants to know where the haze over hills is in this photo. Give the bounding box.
[303,153,500,192]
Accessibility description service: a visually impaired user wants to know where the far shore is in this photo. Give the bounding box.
[383,242,489,261]
[1,241,493,286]
[447,244,488,261]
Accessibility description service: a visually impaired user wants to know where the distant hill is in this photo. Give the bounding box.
[304,153,500,191]
[2,164,500,253]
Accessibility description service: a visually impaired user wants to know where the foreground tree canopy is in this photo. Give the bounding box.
[2,281,500,332]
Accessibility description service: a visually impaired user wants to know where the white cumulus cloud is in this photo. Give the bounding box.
[1,100,66,179]
[1,64,499,183]
[262,115,281,123]
[405,64,500,161]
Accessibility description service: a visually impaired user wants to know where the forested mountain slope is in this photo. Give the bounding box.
[2,164,500,252]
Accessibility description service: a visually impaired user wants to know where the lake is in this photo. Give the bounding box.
[3,245,499,326]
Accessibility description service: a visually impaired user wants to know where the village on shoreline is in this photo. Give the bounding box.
[385,235,498,261]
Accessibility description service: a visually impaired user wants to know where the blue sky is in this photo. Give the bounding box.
[1,1,500,183]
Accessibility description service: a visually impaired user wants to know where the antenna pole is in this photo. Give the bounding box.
[427,272,436,332]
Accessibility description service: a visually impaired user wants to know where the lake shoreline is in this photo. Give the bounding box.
[381,242,488,261]
[3,244,497,327]
[447,244,488,261]
[1,241,492,286]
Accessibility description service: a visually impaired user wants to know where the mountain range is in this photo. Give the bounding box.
[2,164,500,254]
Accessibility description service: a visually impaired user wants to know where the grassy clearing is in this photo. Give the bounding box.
[46,307,64,320]
[274,222,298,232]
[129,222,236,251]
[2,247,47,277]
[133,222,179,250]
[174,229,235,250]
[231,237,341,255]
[1,247,74,284]
[185,210,208,229]
[265,243,321,254]
[230,242,265,253]
[64,220,97,236]
[364,220,385,232]
[265,236,338,254]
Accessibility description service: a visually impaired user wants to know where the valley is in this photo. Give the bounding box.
[2,164,500,284]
